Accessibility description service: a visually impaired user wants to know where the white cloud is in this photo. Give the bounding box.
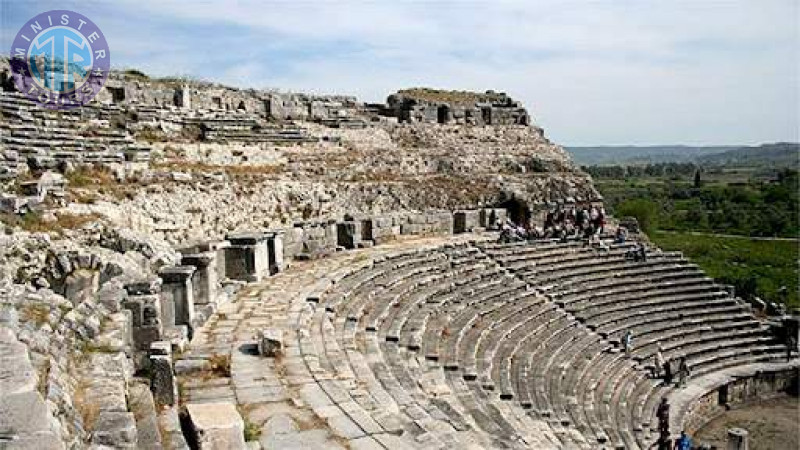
[3,0,797,145]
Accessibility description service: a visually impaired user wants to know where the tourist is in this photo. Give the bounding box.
[544,210,555,231]
[654,345,665,378]
[563,222,575,242]
[576,207,586,230]
[677,357,690,387]
[614,226,628,244]
[597,206,606,234]
[566,207,576,226]
[663,358,673,385]
[634,242,647,262]
[584,223,595,239]
[787,335,797,362]
[555,207,565,227]
[657,398,671,450]
[674,431,692,450]
[623,330,633,355]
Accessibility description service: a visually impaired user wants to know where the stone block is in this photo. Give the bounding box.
[91,411,138,449]
[0,328,63,449]
[159,407,190,450]
[150,341,172,357]
[225,233,270,282]
[150,354,178,406]
[124,278,162,296]
[128,382,163,450]
[185,402,246,450]
[259,329,283,357]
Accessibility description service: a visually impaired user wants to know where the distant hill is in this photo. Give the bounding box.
[697,142,799,167]
[567,143,799,167]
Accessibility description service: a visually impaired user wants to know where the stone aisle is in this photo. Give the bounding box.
[177,234,485,449]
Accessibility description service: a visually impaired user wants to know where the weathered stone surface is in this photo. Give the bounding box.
[91,411,138,449]
[0,327,63,449]
[258,329,282,357]
[128,382,163,450]
[159,266,196,329]
[158,407,190,450]
[185,402,246,450]
[182,252,218,306]
[150,354,178,406]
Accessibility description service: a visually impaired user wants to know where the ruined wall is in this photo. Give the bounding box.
[386,88,530,125]
[681,368,798,435]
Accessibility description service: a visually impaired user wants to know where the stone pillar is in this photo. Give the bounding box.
[494,208,508,228]
[150,342,178,406]
[361,218,374,242]
[727,428,748,450]
[325,220,338,249]
[158,266,196,330]
[123,280,164,353]
[480,208,506,230]
[266,231,285,275]
[225,233,270,281]
[207,241,229,283]
[181,252,217,306]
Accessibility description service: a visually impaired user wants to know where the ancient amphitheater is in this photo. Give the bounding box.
[0,60,797,450]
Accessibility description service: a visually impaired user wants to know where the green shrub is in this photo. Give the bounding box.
[616,199,658,234]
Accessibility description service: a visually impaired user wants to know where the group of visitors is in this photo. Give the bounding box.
[621,333,691,386]
[543,203,607,239]
[652,345,692,387]
[625,241,648,262]
[499,203,610,243]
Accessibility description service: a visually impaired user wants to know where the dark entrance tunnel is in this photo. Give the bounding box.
[498,198,530,225]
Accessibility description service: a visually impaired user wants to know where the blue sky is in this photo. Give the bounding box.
[2,0,798,146]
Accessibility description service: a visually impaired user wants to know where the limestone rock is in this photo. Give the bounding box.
[258,329,282,357]
[185,402,246,450]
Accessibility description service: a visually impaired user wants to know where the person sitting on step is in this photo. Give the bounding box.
[614,226,628,244]
[623,330,633,355]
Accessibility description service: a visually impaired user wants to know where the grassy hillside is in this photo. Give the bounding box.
[592,165,798,309]
[652,231,798,309]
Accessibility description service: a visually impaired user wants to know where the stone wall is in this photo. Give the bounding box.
[681,367,798,435]
[385,88,530,125]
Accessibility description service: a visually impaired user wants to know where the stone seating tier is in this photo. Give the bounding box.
[305,238,787,449]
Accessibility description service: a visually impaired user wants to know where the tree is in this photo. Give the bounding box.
[693,170,702,188]
[616,199,659,234]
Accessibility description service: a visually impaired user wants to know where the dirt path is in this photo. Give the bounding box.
[693,396,799,450]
